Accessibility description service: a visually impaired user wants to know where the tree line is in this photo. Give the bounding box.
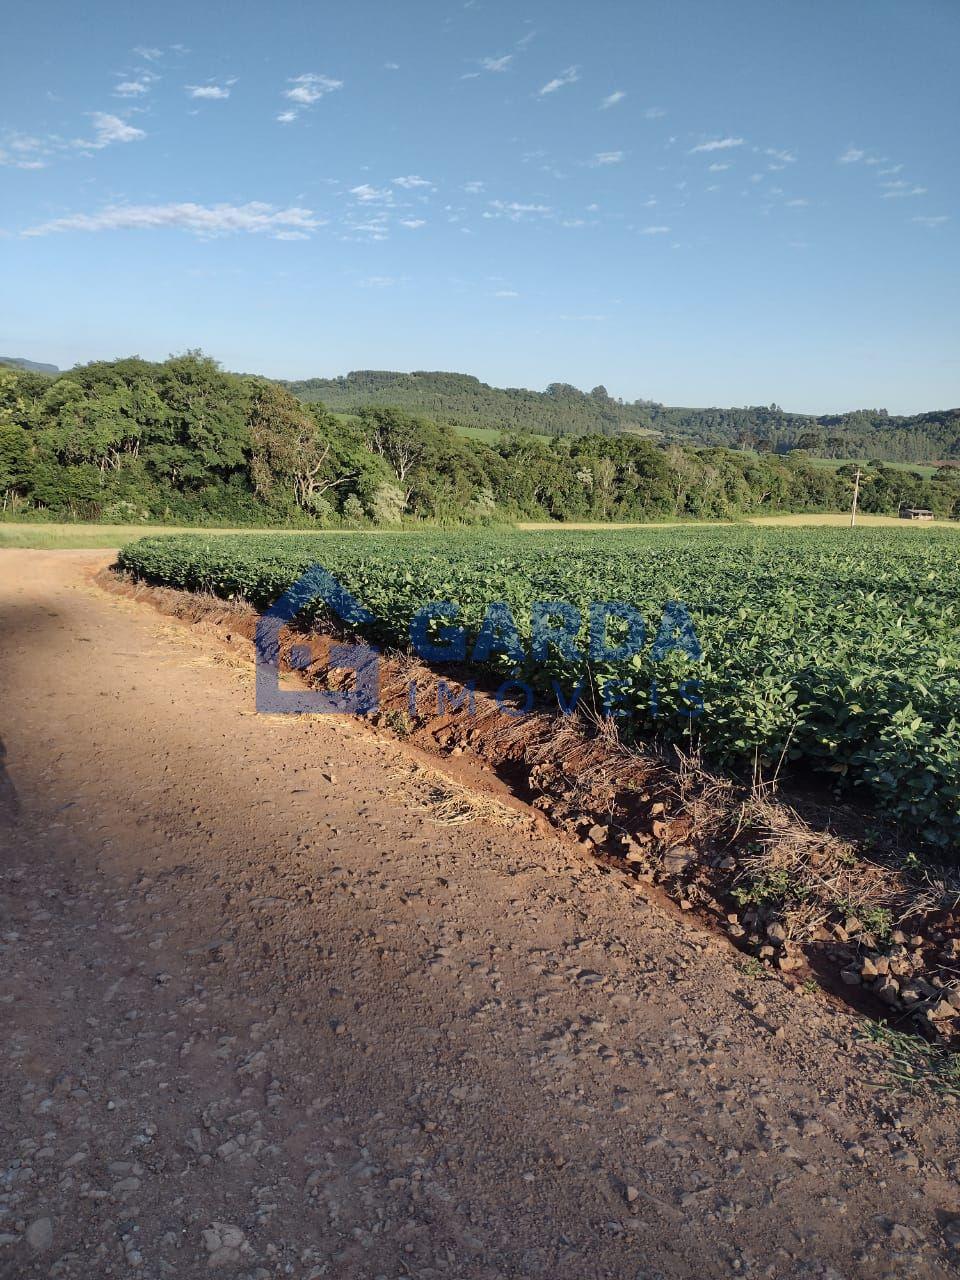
[2,353,959,525]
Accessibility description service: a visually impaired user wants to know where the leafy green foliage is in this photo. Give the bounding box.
[118,524,960,853]
[285,369,960,464]
[9,353,944,524]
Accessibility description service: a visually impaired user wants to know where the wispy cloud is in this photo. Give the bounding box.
[463,180,484,194]
[644,107,667,119]
[399,218,426,229]
[764,147,796,171]
[114,78,153,98]
[838,146,865,164]
[881,185,927,199]
[481,54,513,72]
[1,110,144,168]
[279,72,343,122]
[641,225,671,234]
[601,90,626,109]
[591,151,623,166]
[707,162,730,172]
[22,201,322,239]
[81,113,147,149]
[485,200,552,221]
[537,66,579,97]
[358,275,397,288]
[392,174,432,189]
[690,137,744,154]
[187,82,234,100]
[0,132,56,169]
[286,72,343,104]
[912,214,949,227]
[349,184,393,204]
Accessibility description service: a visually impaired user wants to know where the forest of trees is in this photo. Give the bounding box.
[3,354,959,526]
[286,370,960,463]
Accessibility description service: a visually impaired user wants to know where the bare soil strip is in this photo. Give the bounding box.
[105,565,960,1051]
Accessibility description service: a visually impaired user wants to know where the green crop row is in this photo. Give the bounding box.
[117,526,960,853]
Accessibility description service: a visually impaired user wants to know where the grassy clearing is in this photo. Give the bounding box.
[5,511,959,549]
[0,522,375,550]
[452,424,510,444]
[748,512,960,529]
[804,456,941,479]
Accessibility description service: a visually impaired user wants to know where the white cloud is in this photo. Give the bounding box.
[399,218,425,228]
[882,185,926,199]
[463,180,485,194]
[707,162,730,172]
[641,225,670,234]
[912,215,949,227]
[350,183,393,203]
[690,137,744,154]
[114,79,152,97]
[2,114,145,167]
[486,199,552,220]
[285,72,342,105]
[838,146,865,164]
[495,289,519,297]
[0,132,55,169]
[601,90,626,109]
[592,151,623,166]
[279,72,342,121]
[785,198,809,207]
[392,174,432,189]
[133,46,163,62]
[480,54,513,72]
[187,83,232,100]
[82,113,146,148]
[764,147,796,165]
[537,66,579,96]
[644,107,667,119]
[23,201,322,239]
[0,152,46,170]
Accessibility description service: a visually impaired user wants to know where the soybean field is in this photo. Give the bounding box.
[118,526,960,852]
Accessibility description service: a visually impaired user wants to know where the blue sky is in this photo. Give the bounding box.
[2,0,957,413]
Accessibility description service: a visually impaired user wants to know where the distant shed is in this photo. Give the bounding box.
[899,506,934,521]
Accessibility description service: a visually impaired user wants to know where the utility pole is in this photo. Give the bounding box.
[850,467,862,527]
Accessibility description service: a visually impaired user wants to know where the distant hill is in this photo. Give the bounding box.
[0,356,59,375]
[284,369,960,464]
[285,370,656,438]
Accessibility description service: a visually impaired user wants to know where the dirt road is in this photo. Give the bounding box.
[1,549,958,1280]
